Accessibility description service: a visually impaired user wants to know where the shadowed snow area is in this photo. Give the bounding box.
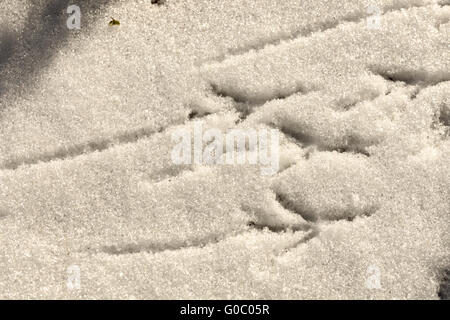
[0,0,449,299]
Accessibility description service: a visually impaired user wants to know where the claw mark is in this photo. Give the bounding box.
[343,205,380,222]
[274,191,317,223]
[209,82,306,120]
[274,225,321,256]
[369,67,450,87]
[282,225,320,251]
[274,124,316,148]
[273,187,380,223]
[241,202,311,233]
[247,221,310,233]
[273,123,371,156]
[97,234,228,255]
[188,110,211,120]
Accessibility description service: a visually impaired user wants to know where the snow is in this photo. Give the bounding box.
[0,0,449,299]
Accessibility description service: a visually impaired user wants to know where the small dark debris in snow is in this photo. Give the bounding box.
[109,18,120,26]
[151,0,165,5]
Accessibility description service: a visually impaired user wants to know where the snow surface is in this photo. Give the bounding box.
[0,0,449,299]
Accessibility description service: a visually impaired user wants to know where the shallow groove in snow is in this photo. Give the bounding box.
[205,1,437,64]
[96,227,313,256]
[1,124,166,170]
[1,109,211,170]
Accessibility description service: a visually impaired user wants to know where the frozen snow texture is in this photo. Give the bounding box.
[0,0,449,299]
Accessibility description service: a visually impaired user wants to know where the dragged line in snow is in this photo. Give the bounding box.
[337,91,387,111]
[270,123,372,157]
[247,221,310,233]
[274,190,380,224]
[209,82,307,120]
[279,226,320,254]
[371,68,450,109]
[99,239,200,255]
[202,2,437,64]
[97,199,317,256]
[1,106,218,171]
[188,110,212,120]
[274,191,318,223]
[274,124,317,149]
[96,226,311,256]
[241,203,312,234]
[97,227,316,257]
[369,67,450,87]
[96,230,240,255]
[1,125,166,170]
[210,82,306,106]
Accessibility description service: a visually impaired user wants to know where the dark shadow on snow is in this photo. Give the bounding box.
[0,0,117,100]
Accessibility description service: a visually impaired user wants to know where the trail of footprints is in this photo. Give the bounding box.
[189,3,449,248]
[96,3,450,255]
[1,3,449,260]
